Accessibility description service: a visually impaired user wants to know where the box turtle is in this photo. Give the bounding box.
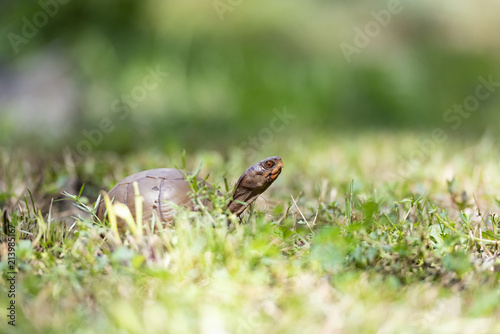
[96,156,283,226]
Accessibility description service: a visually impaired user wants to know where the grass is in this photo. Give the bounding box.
[1,133,500,333]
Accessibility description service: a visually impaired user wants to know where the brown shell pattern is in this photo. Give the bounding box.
[96,168,210,227]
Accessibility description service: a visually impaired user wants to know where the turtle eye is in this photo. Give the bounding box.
[265,161,275,168]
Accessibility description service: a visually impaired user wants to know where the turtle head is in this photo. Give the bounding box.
[228,156,284,217]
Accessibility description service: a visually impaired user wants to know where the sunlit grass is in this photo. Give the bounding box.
[1,133,500,333]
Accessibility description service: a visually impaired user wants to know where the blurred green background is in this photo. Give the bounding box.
[1,0,499,154]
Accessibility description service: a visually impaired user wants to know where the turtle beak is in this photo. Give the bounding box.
[277,159,284,170]
[270,158,284,180]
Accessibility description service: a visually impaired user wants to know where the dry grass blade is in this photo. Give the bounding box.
[291,194,314,234]
[102,191,122,244]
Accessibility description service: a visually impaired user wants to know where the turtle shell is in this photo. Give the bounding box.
[96,168,211,226]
